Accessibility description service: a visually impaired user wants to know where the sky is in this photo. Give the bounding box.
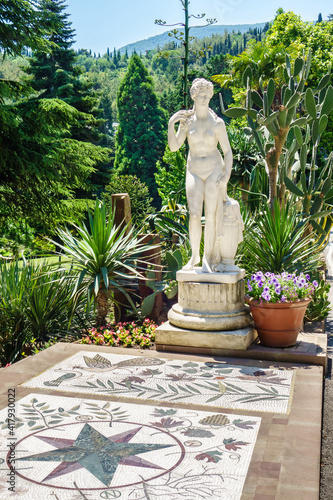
[65,0,332,55]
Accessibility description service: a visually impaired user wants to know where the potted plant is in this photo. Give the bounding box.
[245,271,318,347]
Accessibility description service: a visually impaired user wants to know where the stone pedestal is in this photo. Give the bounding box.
[155,267,256,352]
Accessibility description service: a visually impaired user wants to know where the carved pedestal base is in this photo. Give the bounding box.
[155,268,256,352]
[168,270,252,331]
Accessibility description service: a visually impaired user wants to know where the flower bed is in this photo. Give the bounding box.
[79,319,157,348]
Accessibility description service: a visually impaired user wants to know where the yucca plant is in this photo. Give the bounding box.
[51,200,160,326]
[240,200,320,275]
[0,259,31,364]
[26,264,88,341]
[0,259,85,366]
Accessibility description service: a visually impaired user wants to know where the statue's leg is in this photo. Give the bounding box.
[202,172,220,272]
[183,171,203,270]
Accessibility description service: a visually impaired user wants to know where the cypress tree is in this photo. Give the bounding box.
[114,54,167,203]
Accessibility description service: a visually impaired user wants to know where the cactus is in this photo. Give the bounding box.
[221,49,333,236]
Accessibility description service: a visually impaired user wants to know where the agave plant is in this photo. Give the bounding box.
[51,200,160,326]
[240,200,320,275]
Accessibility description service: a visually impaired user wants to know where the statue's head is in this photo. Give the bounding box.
[190,78,214,101]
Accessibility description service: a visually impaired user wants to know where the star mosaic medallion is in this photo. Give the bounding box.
[0,394,261,499]
[17,424,174,486]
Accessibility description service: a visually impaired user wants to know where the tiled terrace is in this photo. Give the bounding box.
[0,342,324,499]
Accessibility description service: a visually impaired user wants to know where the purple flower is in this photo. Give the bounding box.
[305,274,310,280]
[313,280,318,288]
[247,271,314,303]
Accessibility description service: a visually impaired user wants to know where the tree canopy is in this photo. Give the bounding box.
[0,0,47,56]
[0,0,110,226]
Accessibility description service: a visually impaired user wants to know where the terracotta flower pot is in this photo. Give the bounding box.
[245,297,311,348]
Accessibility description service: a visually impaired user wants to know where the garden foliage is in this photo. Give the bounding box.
[0,259,88,366]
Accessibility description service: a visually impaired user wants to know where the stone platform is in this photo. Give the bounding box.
[156,320,257,351]
[176,267,245,283]
[156,330,327,372]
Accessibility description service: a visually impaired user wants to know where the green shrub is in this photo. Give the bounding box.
[155,145,186,207]
[305,279,332,322]
[103,174,154,227]
[0,219,35,257]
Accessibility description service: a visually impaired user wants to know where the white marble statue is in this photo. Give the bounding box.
[168,78,244,273]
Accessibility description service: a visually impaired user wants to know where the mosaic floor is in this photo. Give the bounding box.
[21,352,294,414]
[0,393,261,499]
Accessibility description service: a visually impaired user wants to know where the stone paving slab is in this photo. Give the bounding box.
[157,331,327,373]
[0,393,261,499]
[20,351,295,414]
[0,343,323,499]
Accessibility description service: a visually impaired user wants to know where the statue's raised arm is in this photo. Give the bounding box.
[168,110,192,152]
[167,78,243,274]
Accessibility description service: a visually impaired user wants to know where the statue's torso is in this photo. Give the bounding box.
[187,113,224,179]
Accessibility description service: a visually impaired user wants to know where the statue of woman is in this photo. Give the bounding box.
[168,78,243,273]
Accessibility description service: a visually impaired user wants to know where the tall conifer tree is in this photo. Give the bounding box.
[27,0,75,98]
[0,0,110,223]
[114,54,167,203]
[26,0,111,192]
[27,0,102,143]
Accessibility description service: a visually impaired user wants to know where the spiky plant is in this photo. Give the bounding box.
[240,201,320,275]
[52,200,160,326]
[0,259,85,365]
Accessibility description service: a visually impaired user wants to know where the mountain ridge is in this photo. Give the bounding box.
[117,22,268,54]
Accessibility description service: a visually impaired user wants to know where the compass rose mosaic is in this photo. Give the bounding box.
[21,351,294,413]
[0,394,261,499]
